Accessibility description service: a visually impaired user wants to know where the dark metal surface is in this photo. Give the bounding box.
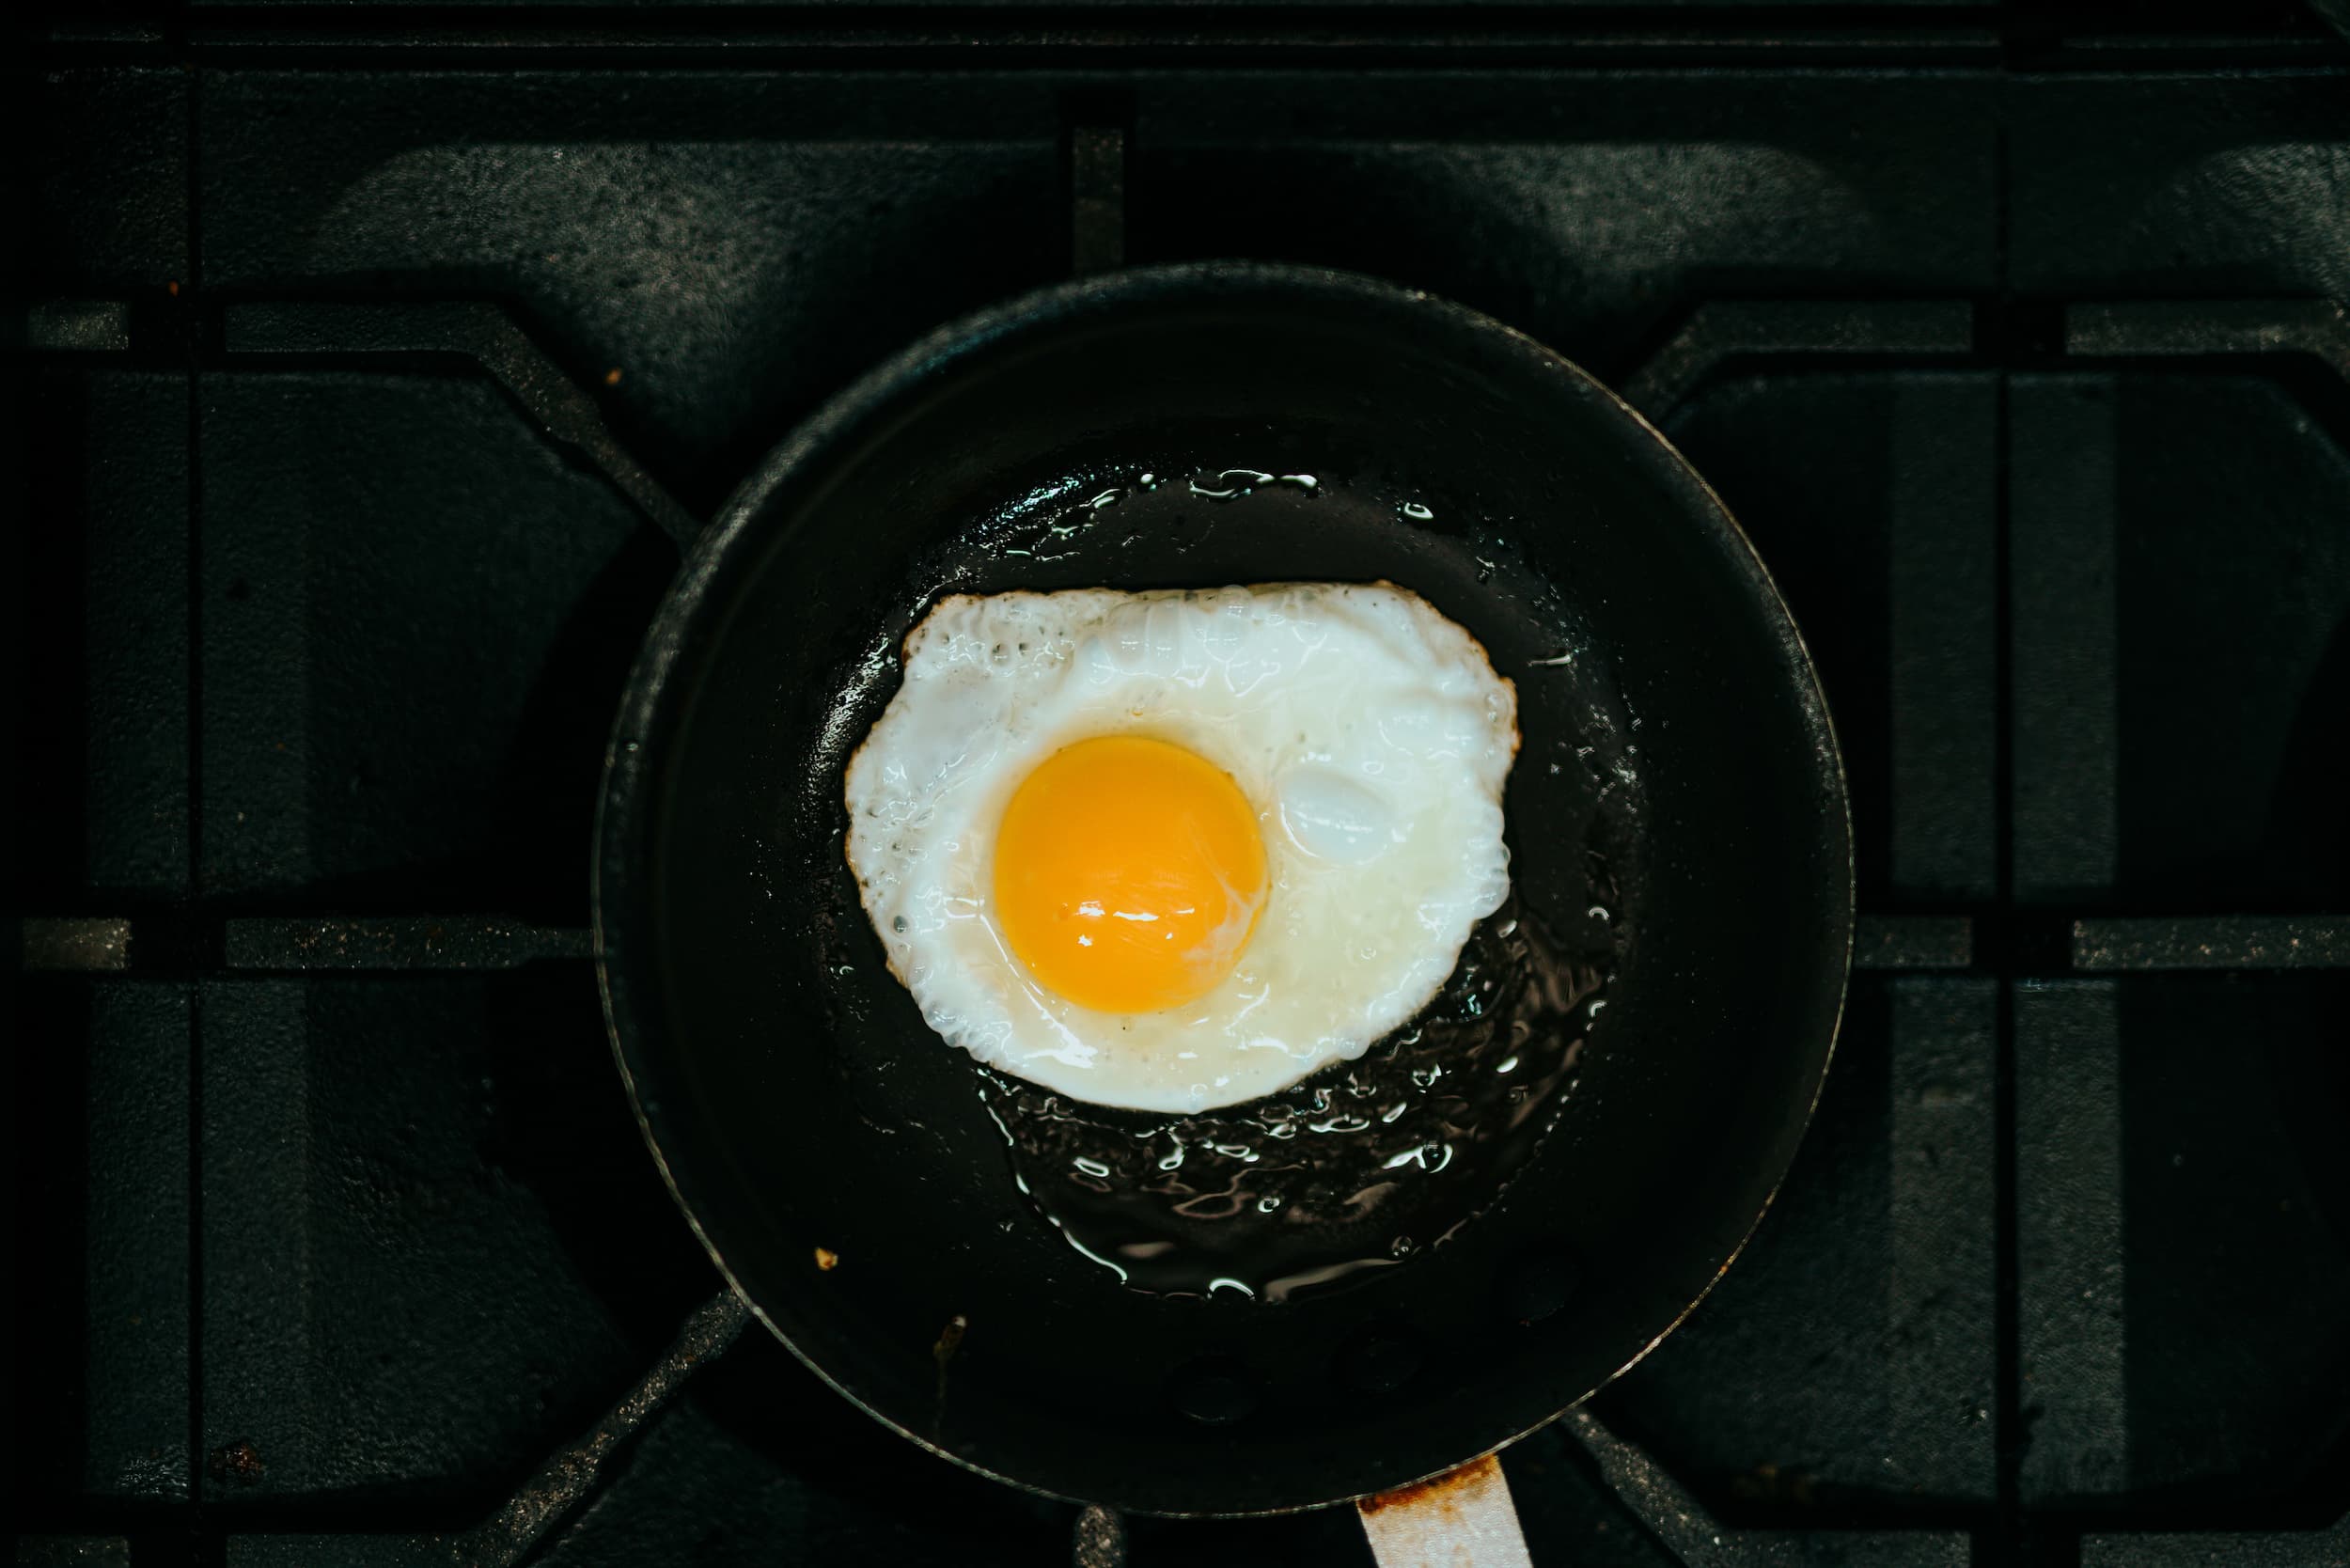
[223,916,592,971]
[1069,126,1128,277]
[1563,1410,1970,1566]
[1620,302,1976,424]
[447,1291,754,1568]
[2072,916,2350,971]
[597,261,1855,1513]
[222,302,701,546]
[1853,917,1974,973]
[21,917,135,972]
[18,5,2350,1564]
[1071,1505,1128,1568]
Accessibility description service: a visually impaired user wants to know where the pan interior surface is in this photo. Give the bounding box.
[599,268,1851,1515]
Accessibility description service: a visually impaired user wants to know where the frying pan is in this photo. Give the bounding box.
[595,263,1851,1536]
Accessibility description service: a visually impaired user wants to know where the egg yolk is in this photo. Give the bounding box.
[993,735,1268,1014]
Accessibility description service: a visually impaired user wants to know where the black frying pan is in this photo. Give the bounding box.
[595,263,1851,1517]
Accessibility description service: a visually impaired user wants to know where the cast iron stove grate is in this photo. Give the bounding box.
[14,4,2350,1563]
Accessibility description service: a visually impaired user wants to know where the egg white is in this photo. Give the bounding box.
[842,582,1519,1115]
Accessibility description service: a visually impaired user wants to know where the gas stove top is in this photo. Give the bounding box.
[15,5,2350,1564]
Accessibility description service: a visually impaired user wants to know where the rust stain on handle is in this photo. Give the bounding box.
[1357,1454,1533,1568]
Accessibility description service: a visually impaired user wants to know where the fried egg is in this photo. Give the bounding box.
[843,583,1518,1115]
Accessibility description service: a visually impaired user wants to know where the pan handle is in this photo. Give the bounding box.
[1356,1454,1535,1568]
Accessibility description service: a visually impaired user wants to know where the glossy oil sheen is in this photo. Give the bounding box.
[985,892,1613,1303]
[597,265,1852,1515]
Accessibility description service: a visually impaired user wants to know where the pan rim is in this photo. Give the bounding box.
[593,259,1856,1517]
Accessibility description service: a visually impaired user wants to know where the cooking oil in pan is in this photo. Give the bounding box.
[979,890,1614,1304]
